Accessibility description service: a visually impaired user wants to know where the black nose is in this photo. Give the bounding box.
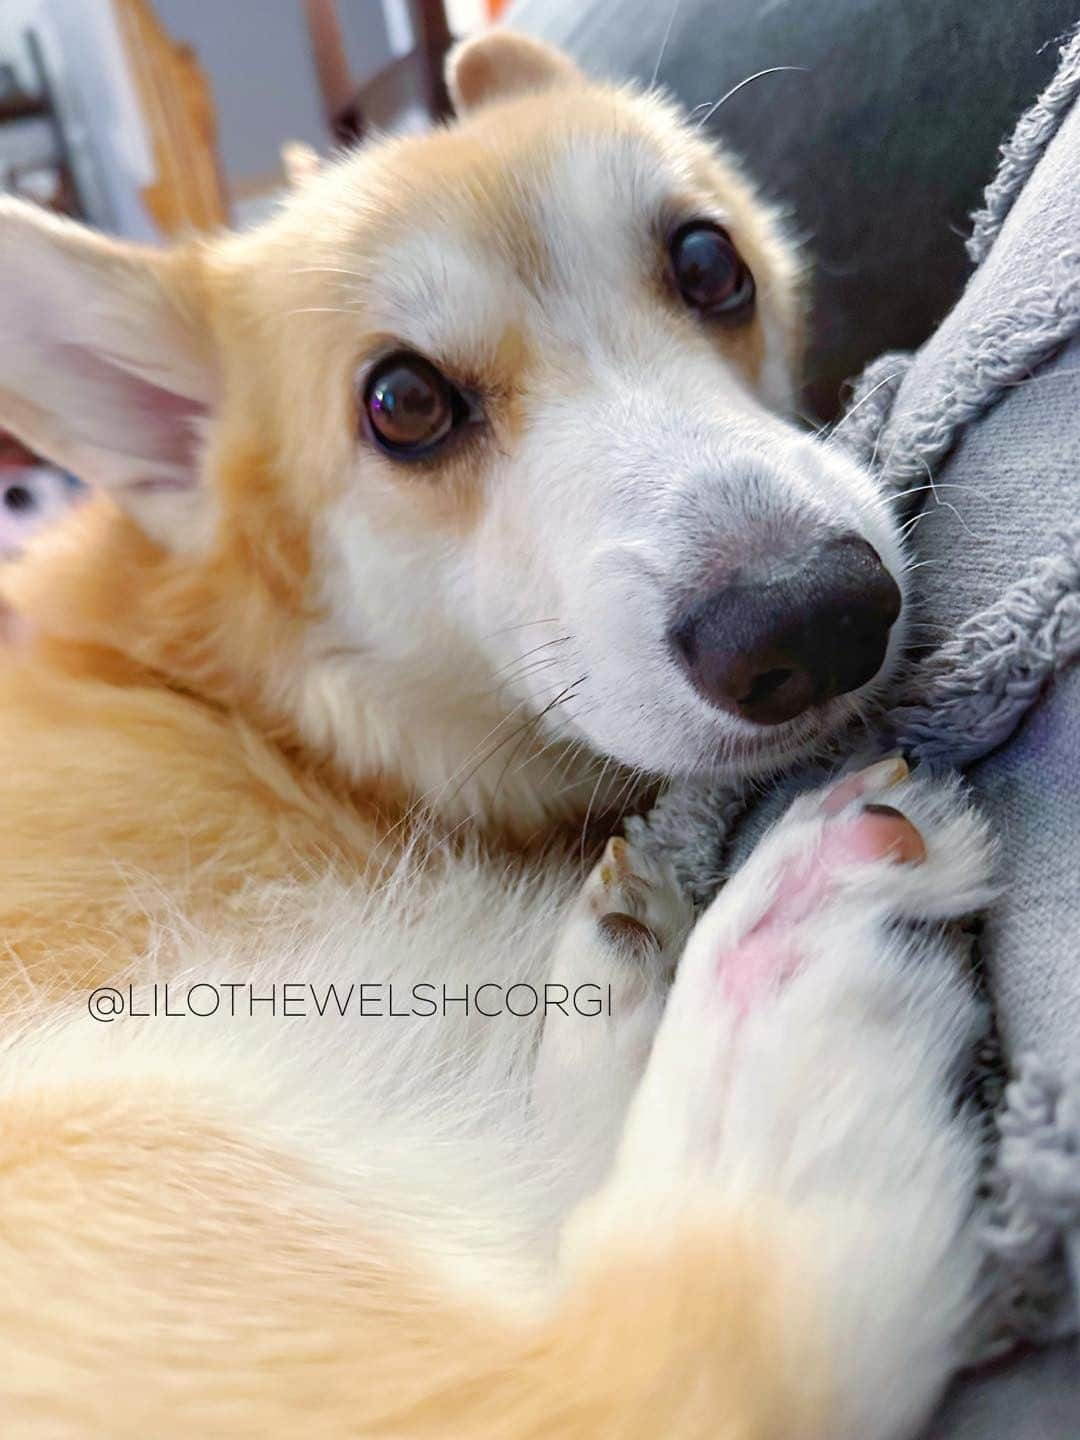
[669,534,902,726]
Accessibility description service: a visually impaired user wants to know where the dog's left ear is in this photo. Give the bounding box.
[0,198,217,551]
[447,32,583,114]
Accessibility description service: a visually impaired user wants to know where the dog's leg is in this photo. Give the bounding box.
[574,761,996,1440]
[532,834,694,1161]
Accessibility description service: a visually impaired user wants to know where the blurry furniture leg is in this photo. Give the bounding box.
[304,0,366,143]
[413,0,453,120]
[110,0,229,234]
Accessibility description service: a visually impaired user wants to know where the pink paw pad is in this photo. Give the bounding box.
[718,801,925,1017]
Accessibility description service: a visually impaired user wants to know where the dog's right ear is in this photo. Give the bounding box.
[447,32,583,115]
[0,198,218,552]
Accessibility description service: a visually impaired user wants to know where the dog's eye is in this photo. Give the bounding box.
[364,352,465,456]
[670,222,755,318]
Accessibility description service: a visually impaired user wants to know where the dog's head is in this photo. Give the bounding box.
[0,35,905,810]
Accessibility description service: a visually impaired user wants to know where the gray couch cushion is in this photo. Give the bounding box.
[509,0,1076,417]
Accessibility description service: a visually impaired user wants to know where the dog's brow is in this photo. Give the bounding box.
[350,126,722,362]
[361,230,517,366]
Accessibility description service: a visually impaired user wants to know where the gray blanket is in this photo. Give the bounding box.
[833,28,1080,1364]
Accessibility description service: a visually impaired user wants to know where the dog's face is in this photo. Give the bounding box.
[0,35,905,792]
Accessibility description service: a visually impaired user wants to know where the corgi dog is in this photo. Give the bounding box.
[0,32,994,1440]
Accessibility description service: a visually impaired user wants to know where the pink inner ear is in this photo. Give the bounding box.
[56,340,207,490]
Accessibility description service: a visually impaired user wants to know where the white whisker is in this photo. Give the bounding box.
[288,266,368,279]
[822,370,903,445]
[649,0,684,89]
[696,66,809,129]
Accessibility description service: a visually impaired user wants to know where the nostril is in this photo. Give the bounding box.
[669,612,698,669]
[739,666,792,709]
[4,484,35,513]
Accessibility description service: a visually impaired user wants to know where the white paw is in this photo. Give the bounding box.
[533,836,695,1147]
[598,761,993,1439]
[612,757,995,1183]
[679,757,997,1013]
[577,835,696,980]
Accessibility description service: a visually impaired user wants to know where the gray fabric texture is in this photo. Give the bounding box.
[968,23,1080,265]
[510,0,1077,417]
[926,1342,1080,1440]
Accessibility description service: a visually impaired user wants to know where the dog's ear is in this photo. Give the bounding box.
[0,198,217,551]
[447,32,582,114]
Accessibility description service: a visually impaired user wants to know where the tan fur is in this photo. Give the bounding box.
[0,35,841,1437]
[1,1075,825,1436]
[448,30,584,114]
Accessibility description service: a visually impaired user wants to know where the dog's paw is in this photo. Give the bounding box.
[612,758,994,1191]
[579,835,695,977]
[680,758,996,1017]
[534,836,695,1150]
[842,767,999,923]
[543,834,693,1038]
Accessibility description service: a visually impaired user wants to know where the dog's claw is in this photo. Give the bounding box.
[821,753,909,815]
[582,835,694,970]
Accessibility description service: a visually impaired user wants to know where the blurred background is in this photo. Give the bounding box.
[0,0,500,237]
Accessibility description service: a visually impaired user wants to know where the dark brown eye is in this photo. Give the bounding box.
[670,222,755,318]
[364,352,465,456]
